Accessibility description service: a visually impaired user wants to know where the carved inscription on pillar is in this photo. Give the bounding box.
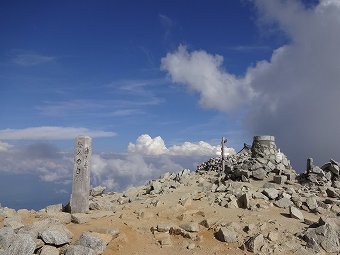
[70,136,92,213]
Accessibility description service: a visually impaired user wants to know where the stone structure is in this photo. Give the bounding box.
[70,136,92,213]
[251,135,277,159]
[197,135,296,182]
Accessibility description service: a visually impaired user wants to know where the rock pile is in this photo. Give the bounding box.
[197,136,296,183]
[299,158,340,189]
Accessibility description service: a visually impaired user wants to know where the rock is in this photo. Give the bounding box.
[306,196,318,211]
[3,217,24,231]
[273,175,287,185]
[71,213,90,224]
[187,243,196,249]
[215,227,237,243]
[157,224,172,232]
[151,181,163,193]
[0,227,15,249]
[274,197,293,208]
[326,187,339,198]
[180,222,199,232]
[46,204,63,213]
[238,193,251,209]
[41,225,72,246]
[65,245,96,255]
[245,234,265,253]
[263,188,279,200]
[252,168,267,180]
[6,234,35,255]
[75,232,108,254]
[267,231,279,242]
[90,186,106,197]
[47,212,72,224]
[40,245,59,255]
[304,223,340,253]
[289,206,304,221]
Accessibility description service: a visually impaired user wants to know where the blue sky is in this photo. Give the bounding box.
[1,0,340,209]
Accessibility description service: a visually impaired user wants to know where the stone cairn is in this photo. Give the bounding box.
[298,157,340,189]
[197,135,296,183]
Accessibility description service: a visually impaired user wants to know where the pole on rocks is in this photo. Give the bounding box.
[70,136,92,213]
[221,137,226,176]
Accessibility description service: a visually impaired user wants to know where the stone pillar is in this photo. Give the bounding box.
[306,158,313,174]
[70,136,92,213]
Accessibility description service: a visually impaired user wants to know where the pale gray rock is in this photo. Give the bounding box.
[71,213,90,224]
[40,245,59,255]
[267,231,279,242]
[46,204,63,213]
[252,168,267,180]
[66,245,96,255]
[3,216,24,231]
[46,212,72,224]
[151,180,163,193]
[0,207,16,218]
[274,197,293,208]
[0,227,15,249]
[180,222,199,232]
[306,196,318,211]
[263,188,279,200]
[289,206,304,221]
[30,218,61,237]
[245,234,265,253]
[6,234,35,255]
[75,232,108,255]
[90,186,106,197]
[157,224,172,232]
[215,227,237,243]
[41,225,72,246]
[304,223,340,253]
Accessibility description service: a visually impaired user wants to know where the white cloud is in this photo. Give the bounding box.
[0,141,12,152]
[161,45,255,112]
[128,134,168,155]
[128,134,235,157]
[162,0,340,169]
[12,53,55,66]
[0,126,116,140]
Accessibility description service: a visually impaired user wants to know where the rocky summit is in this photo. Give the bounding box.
[1,135,340,255]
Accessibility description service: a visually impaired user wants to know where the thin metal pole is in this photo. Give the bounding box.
[221,137,225,176]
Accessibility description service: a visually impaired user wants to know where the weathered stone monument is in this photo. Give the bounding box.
[251,135,277,159]
[70,136,92,213]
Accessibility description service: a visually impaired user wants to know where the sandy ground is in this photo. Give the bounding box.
[1,177,321,255]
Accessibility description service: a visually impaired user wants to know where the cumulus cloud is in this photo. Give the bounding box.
[0,141,12,152]
[161,0,340,170]
[0,126,116,140]
[128,134,235,157]
[161,45,255,112]
[128,134,168,155]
